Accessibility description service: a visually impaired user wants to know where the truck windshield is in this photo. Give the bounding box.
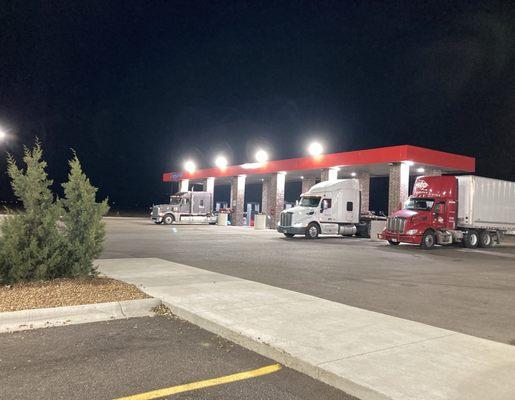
[170,196,182,205]
[405,198,435,211]
[299,196,321,207]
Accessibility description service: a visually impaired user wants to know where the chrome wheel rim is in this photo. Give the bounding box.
[309,226,317,237]
[425,235,433,247]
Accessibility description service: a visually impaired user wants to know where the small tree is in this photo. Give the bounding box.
[60,153,109,277]
[0,142,65,283]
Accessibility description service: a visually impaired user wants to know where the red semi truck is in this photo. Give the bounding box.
[379,175,515,249]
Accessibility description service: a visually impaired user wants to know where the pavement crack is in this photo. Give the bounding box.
[317,332,457,366]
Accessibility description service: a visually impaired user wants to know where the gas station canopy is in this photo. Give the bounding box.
[163,145,475,184]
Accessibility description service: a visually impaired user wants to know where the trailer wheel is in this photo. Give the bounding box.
[283,233,295,238]
[305,223,320,239]
[478,230,492,248]
[420,230,436,250]
[162,214,174,225]
[464,230,479,248]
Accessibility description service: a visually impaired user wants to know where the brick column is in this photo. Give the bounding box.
[263,172,285,228]
[261,177,269,219]
[203,177,215,210]
[425,168,442,176]
[388,163,410,215]
[357,171,370,212]
[301,177,317,193]
[321,168,338,182]
[179,179,189,192]
[230,175,246,226]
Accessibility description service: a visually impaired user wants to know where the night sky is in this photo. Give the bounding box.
[1,1,514,211]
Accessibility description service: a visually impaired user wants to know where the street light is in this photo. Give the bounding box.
[255,149,268,163]
[308,141,323,156]
[215,155,228,169]
[184,160,196,173]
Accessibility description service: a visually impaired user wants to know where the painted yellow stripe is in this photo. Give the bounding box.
[113,363,282,400]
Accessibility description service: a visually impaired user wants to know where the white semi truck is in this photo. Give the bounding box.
[277,179,385,239]
[151,191,216,224]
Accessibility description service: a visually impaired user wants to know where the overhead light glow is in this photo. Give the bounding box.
[255,150,268,163]
[300,176,304,180]
[417,167,425,173]
[350,172,357,177]
[184,160,196,173]
[215,155,228,169]
[0,129,6,141]
[308,142,324,156]
[404,161,414,166]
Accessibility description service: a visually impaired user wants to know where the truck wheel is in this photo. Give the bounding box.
[305,223,320,239]
[163,214,174,225]
[283,233,295,238]
[154,220,162,224]
[478,230,492,248]
[420,230,436,250]
[464,230,479,248]
[387,240,400,246]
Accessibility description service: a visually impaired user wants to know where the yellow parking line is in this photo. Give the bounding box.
[113,363,282,400]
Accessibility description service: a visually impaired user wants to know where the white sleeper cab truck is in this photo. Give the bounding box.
[151,191,216,224]
[277,179,385,239]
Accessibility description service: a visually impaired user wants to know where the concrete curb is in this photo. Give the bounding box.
[160,300,388,400]
[0,298,161,333]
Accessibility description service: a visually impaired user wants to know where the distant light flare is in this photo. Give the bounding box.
[308,142,324,156]
[255,150,269,163]
[184,160,196,173]
[215,155,228,169]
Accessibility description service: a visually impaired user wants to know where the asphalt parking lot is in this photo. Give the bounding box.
[102,218,515,344]
[0,315,349,400]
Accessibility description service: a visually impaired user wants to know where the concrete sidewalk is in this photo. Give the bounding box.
[98,258,515,400]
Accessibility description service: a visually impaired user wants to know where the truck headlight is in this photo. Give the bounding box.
[406,229,418,235]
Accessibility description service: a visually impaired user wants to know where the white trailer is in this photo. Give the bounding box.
[457,176,515,231]
[277,179,385,239]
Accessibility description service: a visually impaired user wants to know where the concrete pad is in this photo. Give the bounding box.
[98,258,515,400]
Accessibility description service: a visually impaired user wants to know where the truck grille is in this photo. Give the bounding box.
[387,217,406,233]
[280,212,293,227]
[151,206,159,218]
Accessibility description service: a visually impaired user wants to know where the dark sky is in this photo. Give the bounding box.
[1,0,514,209]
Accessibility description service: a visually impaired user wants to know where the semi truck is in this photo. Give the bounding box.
[151,191,216,224]
[277,179,385,239]
[379,175,515,249]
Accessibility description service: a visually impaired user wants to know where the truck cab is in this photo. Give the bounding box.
[380,175,515,249]
[151,191,215,224]
[277,179,381,239]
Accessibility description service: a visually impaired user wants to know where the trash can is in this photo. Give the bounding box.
[254,213,266,230]
[217,212,228,226]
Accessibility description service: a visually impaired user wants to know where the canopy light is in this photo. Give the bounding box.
[308,142,324,156]
[351,172,357,177]
[215,155,228,169]
[255,150,269,163]
[417,167,425,173]
[404,161,414,166]
[184,160,196,173]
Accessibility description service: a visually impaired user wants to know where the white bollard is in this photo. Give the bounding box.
[217,213,228,226]
[254,214,267,230]
[370,220,387,241]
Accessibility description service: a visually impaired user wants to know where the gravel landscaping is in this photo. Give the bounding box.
[0,276,150,312]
